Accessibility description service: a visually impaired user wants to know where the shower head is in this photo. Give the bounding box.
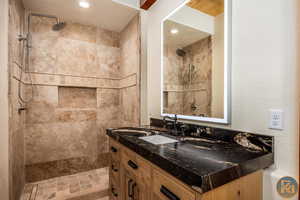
[52,22,66,31]
[176,49,186,57]
[28,13,66,31]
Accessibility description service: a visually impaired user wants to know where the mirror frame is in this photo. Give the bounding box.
[160,0,232,124]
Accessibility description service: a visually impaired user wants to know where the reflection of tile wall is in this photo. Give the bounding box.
[182,36,212,116]
[164,36,212,117]
[25,15,140,182]
[8,0,26,199]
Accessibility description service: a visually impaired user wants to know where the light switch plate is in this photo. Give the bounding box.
[269,109,284,130]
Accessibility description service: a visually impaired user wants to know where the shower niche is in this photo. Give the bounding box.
[162,0,232,124]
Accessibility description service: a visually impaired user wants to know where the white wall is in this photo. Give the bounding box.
[169,5,215,34]
[112,0,140,9]
[145,0,299,199]
[0,0,10,199]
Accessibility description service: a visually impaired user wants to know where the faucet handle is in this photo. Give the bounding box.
[179,124,189,137]
[180,124,189,130]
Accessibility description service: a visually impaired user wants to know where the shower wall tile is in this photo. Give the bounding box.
[30,73,61,85]
[96,78,119,88]
[96,45,121,78]
[29,34,58,74]
[96,28,120,47]
[25,156,109,182]
[119,15,140,126]
[27,73,122,88]
[163,45,183,88]
[55,38,98,77]
[60,75,98,88]
[26,101,57,124]
[30,85,58,105]
[25,14,141,182]
[58,87,97,109]
[182,37,212,116]
[163,36,212,117]
[25,121,98,165]
[119,74,137,88]
[97,107,120,128]
[120,86,139,125]
[60,22,97,43]
[29,17,121,79]
[97,89,120,108]
[120,16,140,77]
[165,92,184,114]
[8,0,26,199]
[56,110,97,123]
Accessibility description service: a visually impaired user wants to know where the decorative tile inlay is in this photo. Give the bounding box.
[21,168,109,200]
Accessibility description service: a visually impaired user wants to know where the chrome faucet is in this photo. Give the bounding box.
[163,115,178,134]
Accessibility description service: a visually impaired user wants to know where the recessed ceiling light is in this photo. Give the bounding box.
[79,1,90,8]
[170,28,179,34]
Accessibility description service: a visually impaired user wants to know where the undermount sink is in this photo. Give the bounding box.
[140,135,178,145]
[111,128,178,145]
[111,128,155,137]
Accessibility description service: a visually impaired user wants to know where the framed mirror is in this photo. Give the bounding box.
[161,0,231,124]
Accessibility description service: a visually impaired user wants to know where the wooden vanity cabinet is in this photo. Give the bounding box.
[109,138,263,200]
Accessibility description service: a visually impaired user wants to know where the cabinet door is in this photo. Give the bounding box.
[121,167,151,200]
[198,171,262,200]
[110,177,120,200]
[200,180,240,200]
[135,180,151,200]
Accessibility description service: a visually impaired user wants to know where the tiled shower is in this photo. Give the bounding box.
[8,0,140,199]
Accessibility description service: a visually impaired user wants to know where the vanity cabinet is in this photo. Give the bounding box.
[109,138,262,200]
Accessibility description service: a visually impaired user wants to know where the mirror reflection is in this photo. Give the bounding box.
[163,0,225,119]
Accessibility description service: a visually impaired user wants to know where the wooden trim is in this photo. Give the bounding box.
[140,0,157,10]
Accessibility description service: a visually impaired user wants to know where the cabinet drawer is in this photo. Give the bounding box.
[121,146,152,182]
[153,168,196,200]
[110,139,120,161]
[121,147,139,175]
[136,156,152,185]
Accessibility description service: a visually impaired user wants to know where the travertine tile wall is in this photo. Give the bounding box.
[119,15,141,127]
[163,36,212,117]
[8,0,26,199]
[163,45,184,114]
[182,36,212,116]
[24,15,140,182]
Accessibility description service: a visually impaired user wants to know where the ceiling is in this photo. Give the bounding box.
[164,20,210,49]
[187,0,224,16]
[22,0,139,32]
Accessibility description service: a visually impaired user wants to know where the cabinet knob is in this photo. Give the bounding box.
[111,146,118,153]
[111,164,118,172]
[128,160,138,170]
[111,187,118,197]
[160,185,180,200]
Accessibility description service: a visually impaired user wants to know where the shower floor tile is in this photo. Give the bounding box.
[21,168,109,200]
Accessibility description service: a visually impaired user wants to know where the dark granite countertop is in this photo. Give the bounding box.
[106,124,274,193]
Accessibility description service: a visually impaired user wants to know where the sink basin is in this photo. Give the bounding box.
[111,129,155,137]
[140,135,178,145]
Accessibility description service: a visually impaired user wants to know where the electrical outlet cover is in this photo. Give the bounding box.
[269,109,284,130]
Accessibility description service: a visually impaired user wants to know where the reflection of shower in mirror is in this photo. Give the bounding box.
[162,0,232,123]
